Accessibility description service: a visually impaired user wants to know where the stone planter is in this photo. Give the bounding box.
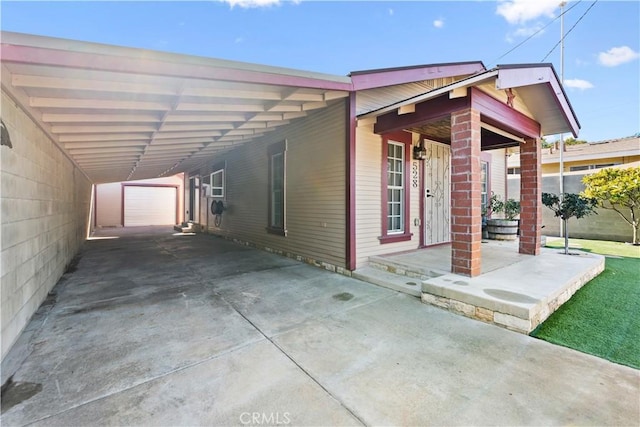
[486,218,519,241]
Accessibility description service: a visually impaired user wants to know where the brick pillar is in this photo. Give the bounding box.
[450,108,482,277]
[519,136,542,255]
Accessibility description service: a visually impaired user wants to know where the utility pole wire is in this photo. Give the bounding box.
[487,1,581,68]
[541,0,599,62]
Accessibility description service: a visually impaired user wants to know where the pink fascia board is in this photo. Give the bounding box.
[0,43,353,92]
[495,64,580,138]
[350,61,486,91]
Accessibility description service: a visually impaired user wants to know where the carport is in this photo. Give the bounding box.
[1,31,351,183]
[1,30,352,361]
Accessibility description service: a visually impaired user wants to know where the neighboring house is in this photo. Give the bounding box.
[507,136,640,242]
[1,31,579,361]
[95,175,184,228]
[507,135,640,175]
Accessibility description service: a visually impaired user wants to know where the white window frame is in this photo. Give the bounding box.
[481,161,489,215]
[387,141,405,234]
[210,168,224,198]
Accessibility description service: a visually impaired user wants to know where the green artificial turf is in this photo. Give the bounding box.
[531,238,640,369]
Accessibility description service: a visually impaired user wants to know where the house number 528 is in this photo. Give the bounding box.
[412,162,419,188]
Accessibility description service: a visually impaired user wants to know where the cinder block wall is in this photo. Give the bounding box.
[1,92,92,362]
[508,172,633,243]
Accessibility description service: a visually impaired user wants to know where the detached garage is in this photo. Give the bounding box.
[95,175,184,228]
[123,185,178,226]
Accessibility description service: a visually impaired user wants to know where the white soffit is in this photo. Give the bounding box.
[1,31,350,183]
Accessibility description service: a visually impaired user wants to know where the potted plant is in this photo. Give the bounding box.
[486,194,520,240]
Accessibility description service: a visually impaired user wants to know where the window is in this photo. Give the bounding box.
[387,142,405,233]
[268,140,286,236]
[380,132,412,244]
[481,161,489,215]
[569,163,619,172]
[210,169,224,198]
[507,167,520,175]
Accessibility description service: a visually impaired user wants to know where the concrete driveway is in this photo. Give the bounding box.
[1,227,638,426]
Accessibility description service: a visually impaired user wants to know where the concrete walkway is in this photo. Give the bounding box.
[1,227,638,426]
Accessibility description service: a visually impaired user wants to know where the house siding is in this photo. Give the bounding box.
[489,149,507,201]
[476,82,535,119]
[192,101,347,267]
[355,124,421,268]
[1,91,92,362]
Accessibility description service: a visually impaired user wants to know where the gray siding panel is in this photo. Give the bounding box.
[191,101,347,267]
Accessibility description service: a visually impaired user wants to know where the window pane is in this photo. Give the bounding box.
[270,151,285,229]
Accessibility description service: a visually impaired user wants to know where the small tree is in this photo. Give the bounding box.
[542,192,597,254]
[582,166,640,245]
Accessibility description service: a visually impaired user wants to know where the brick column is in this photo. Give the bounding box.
[519,136,542,255]
[450,108,482,277]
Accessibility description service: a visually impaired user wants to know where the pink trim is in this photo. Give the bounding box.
[346,93,357,271]
[379,131,412,244]
[544,82,580,138]
[1,44,353,91]
[379,233,413,244]
[470,87,540,138]
[418,136,425,248]
[374,94,470,135]
[351,62,485,90]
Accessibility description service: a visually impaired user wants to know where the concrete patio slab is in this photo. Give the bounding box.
[1,226,638,426]
[355,240,605,333]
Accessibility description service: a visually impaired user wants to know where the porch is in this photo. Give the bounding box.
[352,238,605,334]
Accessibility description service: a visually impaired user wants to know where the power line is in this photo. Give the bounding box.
[487,1,581,67]
[541,0,599,62]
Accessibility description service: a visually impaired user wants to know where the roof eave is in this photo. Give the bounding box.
[495,64,581,138]
[350,61,486,91]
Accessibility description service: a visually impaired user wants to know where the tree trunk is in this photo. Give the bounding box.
[564,219,569,255]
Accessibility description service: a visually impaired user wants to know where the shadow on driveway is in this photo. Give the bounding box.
[2,227,638,426]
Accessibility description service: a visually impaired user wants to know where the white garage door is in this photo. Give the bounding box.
[124,186,176,226]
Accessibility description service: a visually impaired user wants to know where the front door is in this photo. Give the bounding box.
[188,176,200,222]
[424,141,451,245]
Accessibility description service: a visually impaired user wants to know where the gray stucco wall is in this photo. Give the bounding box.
[508,172,633,243]
[1,91,92,362]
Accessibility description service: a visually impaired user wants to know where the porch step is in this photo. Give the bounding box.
[173,222,199,233]
[352,266,421,297]
[368,255,448,280]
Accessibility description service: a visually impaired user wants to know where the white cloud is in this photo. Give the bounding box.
[433,19,444,29]
[389,8,394,16]
[513,23,543,37]
[598,46,640,67]
[221,0,281,9]
[496,0,559,25]
[564,79,594,90]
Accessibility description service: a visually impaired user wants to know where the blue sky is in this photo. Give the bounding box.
[2,0,638,142]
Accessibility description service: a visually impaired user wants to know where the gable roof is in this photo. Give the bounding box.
[359,63,581,138]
